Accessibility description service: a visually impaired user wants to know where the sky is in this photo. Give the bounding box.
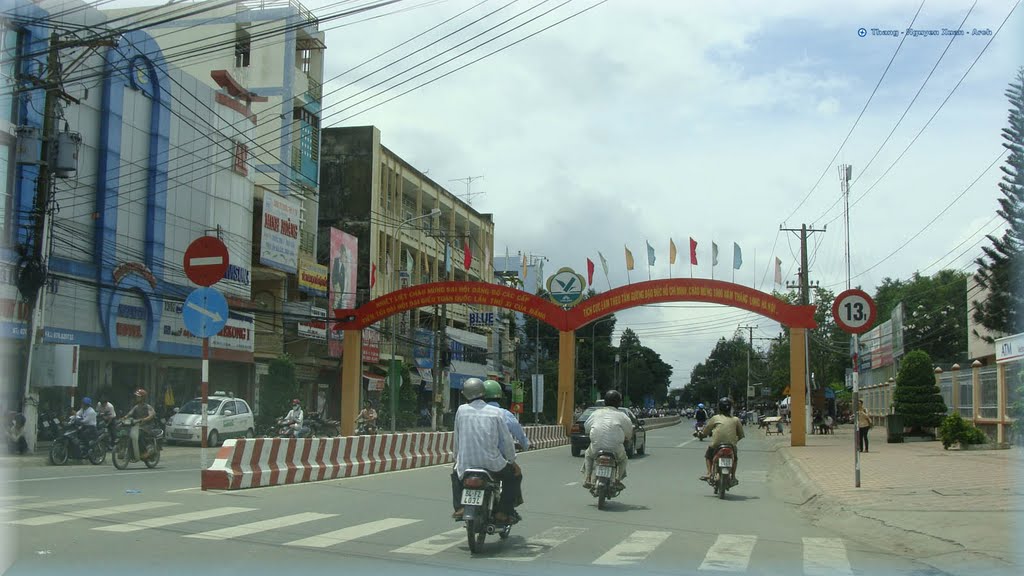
[110,0,1024,388]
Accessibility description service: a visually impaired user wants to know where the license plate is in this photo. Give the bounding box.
[596,465,613,478]
[719,457,733,468]
[174,428,188,434]
[461,489,485,506]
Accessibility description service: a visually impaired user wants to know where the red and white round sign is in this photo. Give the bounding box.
[832,289,877,334]
[183,236,230,287]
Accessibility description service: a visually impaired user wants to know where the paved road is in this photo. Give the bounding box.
[4,423,942,575]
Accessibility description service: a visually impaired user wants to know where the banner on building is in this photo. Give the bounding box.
[891,302,905,359]
[259,191,301,273]
[330,228,358,311]
[298,257,328,297]
[327,326,383,362]
[161,308,255,355]
[298,306,327,341]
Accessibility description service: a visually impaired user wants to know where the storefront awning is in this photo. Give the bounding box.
[449,360,489,390]
[363,372,386,391]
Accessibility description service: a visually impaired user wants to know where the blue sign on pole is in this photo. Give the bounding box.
[183,287,229,339]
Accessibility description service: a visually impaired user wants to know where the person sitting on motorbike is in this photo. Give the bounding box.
[96,395,117,448]
[357,401,377,432]
[124,389,156,460]
[697,397,745,485]
[483,380,529,452]
[74,397,98,446]
[450,378,522,524]
[582,390,633,491]
[694,403,709,424]
[283,399,305,435]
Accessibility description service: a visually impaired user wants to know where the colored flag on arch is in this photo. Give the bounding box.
[733,243,743,270]
[689,237,698,265]
[463,239,472,271]
[775,257,783,285]
[598,252,609,276]
[646,241,656,266]
[712,242,719,266]
[587,258,595,286]
[624,246,635,271]
[669,238,677,265]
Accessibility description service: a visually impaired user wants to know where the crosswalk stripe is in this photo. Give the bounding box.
[495,526,587,561]
[0,495,37,503]
[285,518,420,548]
[803,537,853,576]
[93,507,257,533]
[4,498,105,511]
[183,512,336,541]
[10,502,178,527]
[698,534,757,572]
[593,530,672,565]
[393,528,465,555]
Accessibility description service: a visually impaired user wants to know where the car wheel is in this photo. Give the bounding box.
[637,437,646,455]
[245,428,255,438]
[207,430,220,447]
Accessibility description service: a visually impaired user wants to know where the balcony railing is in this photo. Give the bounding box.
[239,0,318,29]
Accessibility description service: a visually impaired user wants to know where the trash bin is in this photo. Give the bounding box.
[886,414,905,443]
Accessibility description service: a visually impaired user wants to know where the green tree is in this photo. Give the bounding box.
[379,363,418,430]
[892,350,947,433]
[973,67,1024,339]
[873,270,969,364]
[257,355,299,432]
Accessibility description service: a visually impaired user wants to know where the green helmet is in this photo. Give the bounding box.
[483,380,503,401]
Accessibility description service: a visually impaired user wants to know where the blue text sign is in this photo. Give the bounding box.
[183,287,229,339]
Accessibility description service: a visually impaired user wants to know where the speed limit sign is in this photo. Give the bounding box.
[832,289,877,334]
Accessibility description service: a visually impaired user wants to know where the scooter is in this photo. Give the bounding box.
[460,468,515,553]
[356,416,377,436]
[276,418,311,438]
[695,432,738,499]
[694,420,707,441]
[590,450,623,510]
[49,417,105,466]
[111,418,162,470]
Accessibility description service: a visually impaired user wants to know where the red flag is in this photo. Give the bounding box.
[370,263,377,288]
[587,258,595,286]
[464,240,472,270]
[689,237,698,265]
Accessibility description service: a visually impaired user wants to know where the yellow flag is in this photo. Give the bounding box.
[624,246,635,271]
[669,238,677,265]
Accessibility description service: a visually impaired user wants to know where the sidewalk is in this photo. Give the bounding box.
[770,425,1024,575]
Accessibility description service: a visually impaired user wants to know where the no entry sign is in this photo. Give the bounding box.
[184,236,230,287]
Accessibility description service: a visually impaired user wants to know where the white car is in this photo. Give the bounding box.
[165,395,255,447]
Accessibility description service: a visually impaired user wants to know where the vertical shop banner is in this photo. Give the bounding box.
[298,256,328,297]
[260,191,301,273]
[361,328,381,363]
[330,228,358,312]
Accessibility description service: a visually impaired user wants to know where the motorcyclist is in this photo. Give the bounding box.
[450,378,522,524]
[357,400,377,433]
[483,380,529,451]
[283,399,305,436]
[74,397,98,447]
[124,389,156,460]
[694,403,709,424]
[696,397,745,485]
[582,390,633,490]
[96,395,117,449]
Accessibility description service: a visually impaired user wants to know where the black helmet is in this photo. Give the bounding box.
[604,390,622,408]
[717,397,733,416]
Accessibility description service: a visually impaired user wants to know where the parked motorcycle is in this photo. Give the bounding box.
[460,468,514,553]
[37,412,65,442]
[111,418,162,470]
[590,450,623,510]
[305,414,340,437]
[49,417,105,466]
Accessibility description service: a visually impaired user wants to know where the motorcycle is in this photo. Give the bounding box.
[356,416,377,436]
[37,411,65,442]
[590,450,623,510]
[305,414,340,437]
[112,418,163,470]
[696,435,738,499]
[49,417,106,466]
[276,418,311,439]
[694,420,707,441]
[460,468,515,553]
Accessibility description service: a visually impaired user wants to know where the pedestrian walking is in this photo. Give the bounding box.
[857,400,871,452]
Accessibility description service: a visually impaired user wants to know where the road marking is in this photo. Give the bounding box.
[93,506,256,533]
[11,501,179,527]
[676,438,698,448]
[285,518,420,548]
[166,487,202,493]
[495,526,586,561]
[565,481,578,486]
[803,537,853,576]
[4,497,106,511]
[393,528,465,555]
[593,530,671,566]
[4,468,201,484]
[0,495,37,502]
[184,512,336,540]
[698,534,757,572]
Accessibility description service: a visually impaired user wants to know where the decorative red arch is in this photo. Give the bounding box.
[566,279,817,329]
[333,281,570,331]
[333,278,816,332]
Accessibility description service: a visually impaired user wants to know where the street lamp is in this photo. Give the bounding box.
[591,316,615,403]
[389,208,440,433]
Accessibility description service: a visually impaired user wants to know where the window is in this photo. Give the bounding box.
[233,141,248,176]
[298,48,311,73]
[235,31,251,68]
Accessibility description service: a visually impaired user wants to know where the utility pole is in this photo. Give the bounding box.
[782,223,825,437]
[425,225,470,429]
[840,163,862,488]
[450,175,485,206]
[739,324,758,408]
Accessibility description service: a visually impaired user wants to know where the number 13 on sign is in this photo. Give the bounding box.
[832,289,877,334]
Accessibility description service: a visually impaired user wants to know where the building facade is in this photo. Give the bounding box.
[319,126,498,416]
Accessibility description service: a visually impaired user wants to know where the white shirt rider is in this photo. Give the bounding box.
[285,405,304,428]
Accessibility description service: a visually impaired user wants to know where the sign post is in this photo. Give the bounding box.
[832,288,876,489]
[183,236,230,470]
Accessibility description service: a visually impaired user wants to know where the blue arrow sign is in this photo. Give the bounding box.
[183,287,229,339]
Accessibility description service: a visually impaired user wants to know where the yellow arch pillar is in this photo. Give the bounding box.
[340,329,362,437]
[558,330,576,433]
[789,327,807,446]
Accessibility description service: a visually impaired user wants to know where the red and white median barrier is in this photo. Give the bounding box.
[201,423,567,491]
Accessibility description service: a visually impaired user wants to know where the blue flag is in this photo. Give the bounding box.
[646,241,656,266]
[733,242,743,270]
